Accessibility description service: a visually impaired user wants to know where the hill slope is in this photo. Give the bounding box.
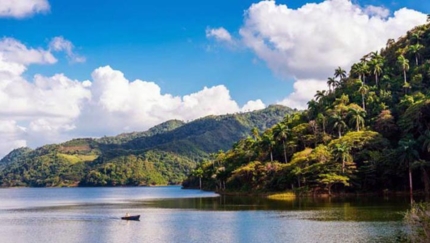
[0,105,294,187]
[183,23,430,194]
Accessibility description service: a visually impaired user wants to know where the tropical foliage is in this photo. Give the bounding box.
[184,23,430,196]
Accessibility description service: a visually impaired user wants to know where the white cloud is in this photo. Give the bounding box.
[76,66,262,135]
[239,0,426,108]
[0,45,266,157]
[49,36,86,63]
[0,38,56,65]
[241,99,266,112]
[0,38,90,156]
[277,79,328,110]
[0,120,27,158]
[206,27,234,43]
[0,0,50,18]
[364,5,390,18]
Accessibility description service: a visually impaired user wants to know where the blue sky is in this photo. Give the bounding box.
[0,0,428,156]
[2,0,287,105]
[2,0,427,105]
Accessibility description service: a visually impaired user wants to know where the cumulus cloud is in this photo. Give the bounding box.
[206,27,234,44]
[75,66,265,136]
[241,99,266,112]
[278,79,328,110]
[0,120,27,157]
[0,40,265,157]
[49,37,86,63]
[0,0,50,18]
[239,0,426,108]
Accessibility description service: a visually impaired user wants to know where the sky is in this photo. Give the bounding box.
[0,0,428,157]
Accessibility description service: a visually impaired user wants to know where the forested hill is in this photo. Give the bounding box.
[0,105,294,187]
[184,22,430,195]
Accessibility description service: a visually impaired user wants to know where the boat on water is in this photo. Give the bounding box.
[121,215,140,221]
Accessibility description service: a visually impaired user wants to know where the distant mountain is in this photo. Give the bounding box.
[0,105,294,187]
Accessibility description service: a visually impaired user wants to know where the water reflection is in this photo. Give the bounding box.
[145,195,409,221]
[0,187,412,243]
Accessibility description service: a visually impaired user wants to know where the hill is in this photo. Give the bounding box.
[183,22,430,195]
[0,105,294,187]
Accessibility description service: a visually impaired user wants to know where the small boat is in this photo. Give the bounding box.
[121,215,140,221]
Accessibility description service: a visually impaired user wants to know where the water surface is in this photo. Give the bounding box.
[0,186,410,243]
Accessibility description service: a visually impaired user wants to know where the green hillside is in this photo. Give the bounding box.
[0,105,293,187]
[183,23,430,195]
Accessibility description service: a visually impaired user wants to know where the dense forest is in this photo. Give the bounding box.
[0,105,293,187]
[183,22,430,196]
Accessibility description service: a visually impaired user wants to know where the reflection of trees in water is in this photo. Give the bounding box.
[146,196,410,221]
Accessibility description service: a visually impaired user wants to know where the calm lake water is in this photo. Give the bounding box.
[0,186,412,243]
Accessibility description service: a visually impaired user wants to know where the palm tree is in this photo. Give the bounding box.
[251,127,260,141]
[358,84,369,111]
[370,52,384,87]
[192,167,204,189]
[273,123,290,163]
[348,105,366,131]
[327,77,336,93]
[332,143,352,174]
[262,132,275,162]
[408,44,424,66]
[360,61,369,83]
[331,113,346,138]
[398,139,419,199]
[317,113,327,134]
[314,90,326,101]
[334,67,347,81]
[351,61,369,83]
[397,54,410,84]
[411,31,422,45]
[307,100,318,120]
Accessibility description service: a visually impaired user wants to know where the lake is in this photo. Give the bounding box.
[0,186,411,243]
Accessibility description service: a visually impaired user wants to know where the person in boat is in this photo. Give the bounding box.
[125,212,130,217]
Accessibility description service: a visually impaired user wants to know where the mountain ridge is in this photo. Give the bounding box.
[0,105,294,187]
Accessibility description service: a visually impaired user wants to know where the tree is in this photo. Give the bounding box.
[327,77,336,93]
[334,67,347,81]
[273,123,290,163]
[332,142,352,174]
[351,61,369,83]
[331,112,346,138]
[370,52,384,87]
[317,173,349,196]
[398,139,419,199]
[397,54,410,84]
[408,44,424,66]
[412,160,430,195]
[314,90,326,101]
[316,113,327,134]
[307,99,320,119]
[411,31,422,45]
[348,105,366,132]
[358,84,369,111]
[386,38,395,48]
[251,127,260,141]
[192,167,204,189]
[261,132,275,162]
[374,110,398,138]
